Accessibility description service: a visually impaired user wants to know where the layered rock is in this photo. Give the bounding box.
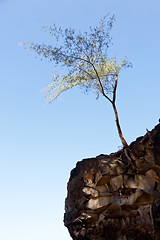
[64,124,160,240]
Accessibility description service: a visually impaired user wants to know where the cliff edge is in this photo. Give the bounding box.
[64,124,160,240]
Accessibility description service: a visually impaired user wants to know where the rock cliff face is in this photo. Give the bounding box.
[64,124,160,240]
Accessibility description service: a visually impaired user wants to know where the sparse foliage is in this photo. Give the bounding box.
[21,15,132,147]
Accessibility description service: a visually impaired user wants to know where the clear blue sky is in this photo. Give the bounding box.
[0,0,160,239]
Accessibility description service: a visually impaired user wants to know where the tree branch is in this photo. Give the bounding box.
[51,48,113,103]
[112,74,118,104]
[90,62,112,103]
[72,37,91,62]
[76,66,94,80]
[50,49,91,65]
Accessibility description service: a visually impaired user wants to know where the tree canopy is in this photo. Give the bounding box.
[21,15,132,148]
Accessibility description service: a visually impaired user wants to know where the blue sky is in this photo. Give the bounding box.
[0,0,160,239]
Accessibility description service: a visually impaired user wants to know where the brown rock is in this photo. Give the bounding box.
[64,124,160,239]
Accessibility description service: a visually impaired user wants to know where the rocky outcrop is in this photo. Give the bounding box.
[64,124,160,240]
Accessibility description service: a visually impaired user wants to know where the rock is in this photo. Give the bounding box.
[145,169,160,182]
[86,196,113,210]
[93,185,110,196]
[64,124,160,240]
[110,175,123,191]
[82,187,99,198]
[135,174,155,193]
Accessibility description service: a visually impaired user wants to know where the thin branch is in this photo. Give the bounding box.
[72,37,91,62]
[50,47,114,104]
[112,74,118,104]
[90,62,112,103]
[76,65,94,80]
[51,48,113,103]
[50,49,91,65]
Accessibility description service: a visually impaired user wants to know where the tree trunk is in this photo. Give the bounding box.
[112,102,128,148]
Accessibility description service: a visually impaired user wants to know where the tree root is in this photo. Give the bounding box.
[123,147,137,173]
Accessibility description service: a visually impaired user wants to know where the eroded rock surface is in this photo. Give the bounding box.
[64,124,160,240]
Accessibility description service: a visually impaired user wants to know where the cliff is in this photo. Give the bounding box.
[64,124,160,240]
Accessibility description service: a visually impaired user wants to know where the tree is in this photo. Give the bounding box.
[21,15,132,148]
